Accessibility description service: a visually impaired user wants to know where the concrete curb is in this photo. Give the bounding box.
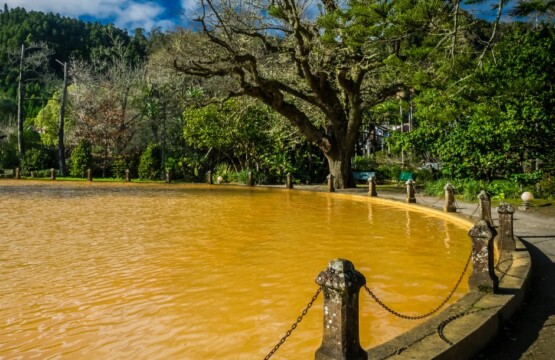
[271,185,533,360]
[366,238,531,359]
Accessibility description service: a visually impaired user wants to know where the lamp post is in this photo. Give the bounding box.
[520,191,534,211]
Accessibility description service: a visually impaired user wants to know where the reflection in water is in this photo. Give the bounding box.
[0,181,471,359]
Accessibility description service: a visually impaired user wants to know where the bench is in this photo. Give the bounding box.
[398,171,414,184]
[0,169,14,178]
[352,171,375,182]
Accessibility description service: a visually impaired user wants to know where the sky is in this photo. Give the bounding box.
[3,0,199,32]
[3,0,508,34]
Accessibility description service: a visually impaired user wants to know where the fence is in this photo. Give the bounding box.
[264,194,512,360]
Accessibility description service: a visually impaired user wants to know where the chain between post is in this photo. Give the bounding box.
[263,286,321,360]
[263,268,336,360]
[363,251,472,320]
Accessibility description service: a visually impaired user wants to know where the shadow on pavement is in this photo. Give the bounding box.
[474,237,555,359]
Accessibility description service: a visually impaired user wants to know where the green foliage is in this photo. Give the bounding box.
[352,155,377,171]
[69,140,92,177]
[164,157,182,180]
[377,163,404,182]
[111,156,127,179]
[424,178,523,201]
[31,93,68,147]
[536,176,555,200]
[22,146,56,172]
[213,163,233,183]
[0,136,18,169]
[404,24,555,181]
[138,143,162,180]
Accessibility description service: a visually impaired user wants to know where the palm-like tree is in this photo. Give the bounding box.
[511,0,555,24]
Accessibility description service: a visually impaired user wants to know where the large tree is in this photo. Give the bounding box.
[170,0,455,188]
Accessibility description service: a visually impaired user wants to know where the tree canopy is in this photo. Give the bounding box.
[168,0,469,188]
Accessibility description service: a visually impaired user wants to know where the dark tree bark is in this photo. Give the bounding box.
[57,61,68,176]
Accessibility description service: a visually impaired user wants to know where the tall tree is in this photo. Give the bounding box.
[169,0,455,188]
[16,42,52,164]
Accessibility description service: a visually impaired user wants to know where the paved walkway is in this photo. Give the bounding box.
[294,185,555,359]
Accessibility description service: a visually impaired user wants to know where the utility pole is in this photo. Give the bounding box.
[17,44,25,163]
[56,60,68,176]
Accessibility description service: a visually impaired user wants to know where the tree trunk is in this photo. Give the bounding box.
[324,145,355,189]
[58,61,68,176]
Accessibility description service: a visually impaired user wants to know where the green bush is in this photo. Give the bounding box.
[537,177,555,200]
[70,141,93,177]
[415,168,436,184]
[486,180,521,200]
[22,146,56,173]
[377,164,403,182]
[352,155,377,171]
[230,169,265,185]
[213,163,233,183]
[165,157,181,179]
[138,144,162,180]
[111,156,127,179]
[423,179,450,197]
[0,140,18,169]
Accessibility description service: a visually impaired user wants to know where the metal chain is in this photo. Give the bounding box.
[467,203,480,218]
[414,190,443,205]
[263,269,335,360]
[363,251,472,320]
[263,287,321,360]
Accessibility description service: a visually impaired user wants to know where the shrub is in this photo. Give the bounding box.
[111,156,127,179]
[377,163,403,182]
[213,163,233,183]
[352,155,377,171]
[536,176,555,200]
[138,144,162,180]
[230,169,265,185]
[0,140,18,169]
[486,180,521,200]
[22,146,56,173]
[70,141,93,177]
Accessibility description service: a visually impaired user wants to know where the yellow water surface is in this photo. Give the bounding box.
[0,181,471,359]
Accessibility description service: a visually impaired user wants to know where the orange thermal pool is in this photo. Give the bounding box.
[0,181,471,359]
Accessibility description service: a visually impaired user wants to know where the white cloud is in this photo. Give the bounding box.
[181,0,199,11]
[4,0,169,31]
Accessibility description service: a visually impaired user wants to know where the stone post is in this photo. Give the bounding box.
[15,167,21,179]
[286,172,293,189]
[31,171,36,178]
[497,202,516,251]
[468,220,499,293]
[443,183,457,212]
[207,170,213,185]
[368,176,377,197]
[405,179,416,203]
[125,169,130,182]
[50,168,56,180]
[247,171,254,186]
[86,168,92,181]
[165,170,172,183]
[478,190,493,226]
[327,174,335,193]
[315,259,367,360]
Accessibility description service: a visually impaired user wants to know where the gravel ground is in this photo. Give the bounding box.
[290,184,555,359]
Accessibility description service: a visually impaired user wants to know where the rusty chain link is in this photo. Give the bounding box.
[263,269,334,360]
[414,188,443,205]
[363,251,472,320]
